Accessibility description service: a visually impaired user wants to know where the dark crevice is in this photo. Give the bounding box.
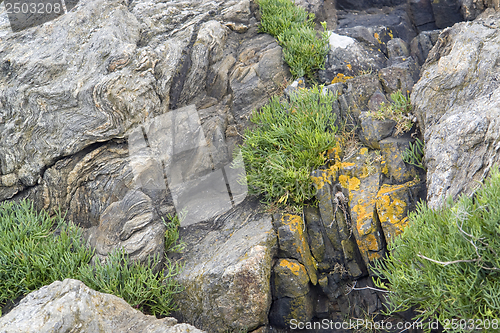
[169,12,216,110]
[6,139,119,204]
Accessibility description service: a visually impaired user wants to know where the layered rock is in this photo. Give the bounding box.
[0,279,204,333]
[412,10,500,208]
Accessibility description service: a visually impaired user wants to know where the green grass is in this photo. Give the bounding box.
[234,85,337,206]
[367,90,413,136]
[0,200,183,317]
[258,0,330,79]
[402,138,425,170]
[371,168,500,331]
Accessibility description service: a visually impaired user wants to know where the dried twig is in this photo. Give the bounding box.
[417,253,479,266]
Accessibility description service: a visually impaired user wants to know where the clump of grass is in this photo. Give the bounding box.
[258,0,330,79]
[162,209,187,254]
[0,200,184,317]
[234,85,337,206]
[402,138,425,170]
[371,167,500,328]
[368,90,414,136]
[0,200,92,308]
[78,250,182,316]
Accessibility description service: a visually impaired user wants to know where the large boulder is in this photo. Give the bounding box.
[412,10,500,208]
[173,198,277,333]
[0,279,204,333]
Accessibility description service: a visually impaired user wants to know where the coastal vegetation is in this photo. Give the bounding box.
[0,200,183,316]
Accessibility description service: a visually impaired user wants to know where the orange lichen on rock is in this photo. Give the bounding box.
[376,181,416,243]
[279,258,307,277]
[339,175,361,195]
[331,73,354,84]
[281,214,318,285]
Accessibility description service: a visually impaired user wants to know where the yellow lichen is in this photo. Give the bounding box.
[279,259,304,276]
[331,73,354,84]
[339,175,360,193]
[281,214,318,285]
[352,198,376,236]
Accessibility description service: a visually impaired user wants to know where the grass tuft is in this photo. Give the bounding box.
[258,0,330,79]
[0,200,184,317]
[371,167,500,329]
[234,85,337,207]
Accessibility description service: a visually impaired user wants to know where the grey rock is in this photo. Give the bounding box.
[294,0,324,19]
[387,38,410,59]
[459,0,496,21]
[319,32,387,83]
[431,0,464,28]
[0,279,205,333]
[0,0,289,203]
[87,189,165,264]
[229,33,289,121]
[410,29,441,65]
[336,6,416,44]
[0,0,155,198]
[359,112,396,149]
[409,0,439,31]
[412,12,500,207]
[344,74,385,119]
[336,0,407,11]
[378,57,420,94]
[173,198,277,333]
[268,293,315,329]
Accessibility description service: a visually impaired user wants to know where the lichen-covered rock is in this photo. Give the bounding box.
[379,137,418,184]
[304,200,345,272]
[173,199,277,333]
[375,181,419,243]
[0,279,205,333]
[273,259,311,299]
[412,11,500,207]
[340,148,385,266]
[319,33,387,84]
[277,214,318,285]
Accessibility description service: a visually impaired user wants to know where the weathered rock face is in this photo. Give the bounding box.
[0,0,288,330]
[1,0,288,263]
[173,198,277,333]
[412,10,500,208]
[0,279,205,333]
